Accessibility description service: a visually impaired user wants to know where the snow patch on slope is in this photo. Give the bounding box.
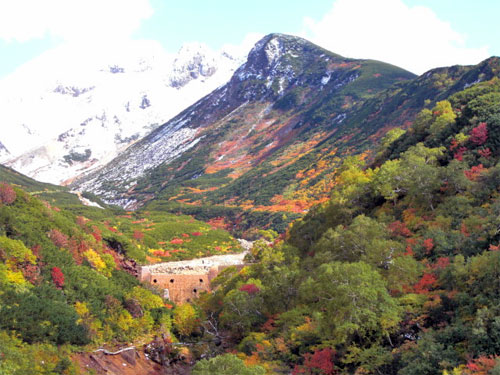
[0,40,243,184]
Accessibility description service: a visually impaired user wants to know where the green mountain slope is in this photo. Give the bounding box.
[73,34,500,237]
[192,76,500,373]
[0,171,240,372]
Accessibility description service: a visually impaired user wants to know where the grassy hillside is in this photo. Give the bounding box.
[0,172,240,373]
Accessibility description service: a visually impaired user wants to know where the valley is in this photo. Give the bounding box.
[1,31,500,375]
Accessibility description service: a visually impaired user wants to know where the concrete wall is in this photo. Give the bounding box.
[143,264,245,304]
[148,272,211,303]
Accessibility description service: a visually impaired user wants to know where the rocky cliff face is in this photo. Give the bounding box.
[0,41,243,184]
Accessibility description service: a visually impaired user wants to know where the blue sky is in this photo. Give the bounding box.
[0,0,498,77]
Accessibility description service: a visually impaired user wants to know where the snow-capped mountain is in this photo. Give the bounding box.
[0,40,244,184]
[71,33,417,209]
[0,141,10,161]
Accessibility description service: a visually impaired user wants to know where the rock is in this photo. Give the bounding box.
[120,349,137,366]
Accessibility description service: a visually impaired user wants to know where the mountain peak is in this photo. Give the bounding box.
[241,33,328,76]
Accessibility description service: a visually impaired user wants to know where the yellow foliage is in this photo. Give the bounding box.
[6,269,27,285]
[126,286,164,310]
[173,303,198,336]
[74,301,89,318]
[84,249,106,272]
[295,316,315,333]
[116,310,134,332]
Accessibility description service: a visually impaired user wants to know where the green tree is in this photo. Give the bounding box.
[300,261,401,344]
[192,354,265,375]
[372,159,405,204]
[173,303,198,337]
[429,100,456,135]
[399,143,445,210]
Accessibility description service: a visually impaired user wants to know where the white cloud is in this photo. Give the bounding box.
[221,32,264,59]
[301,0,490,74]
[0,0,153,45]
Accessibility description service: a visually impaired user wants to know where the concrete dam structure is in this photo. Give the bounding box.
[139,252,248,303]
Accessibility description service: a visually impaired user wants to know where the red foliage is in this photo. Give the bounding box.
[181,233,190,238]
[170,238,184,245]
[478,148,492,159]
[464,164,485,181]
[454,146,467,161]
[293,348,337,375]
[133,230,144,240]
[91,226,102,242]
[388,220,413,237]
[470,122,488,145]
[465,355,498,375]
[51,266,65,288]
[0,183,16,205]
[461,222,470,237]
[261,315,277,332]
[48,229,68,248]
[22,263,40,285]
[191,232,202,236]
[489,244,499,251]
[68,238,88,265]
[75,216,87,229]
[31,244,41,259]
[404,245,414,256]
[450,139,459,151]
[239,283,260,295]
[414,272,438,294]
[433,257,450,270]
[423,238,434,253]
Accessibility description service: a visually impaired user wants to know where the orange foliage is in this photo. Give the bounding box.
[464,164,485,181]
[465,356,498,375]
[413,272,438,294]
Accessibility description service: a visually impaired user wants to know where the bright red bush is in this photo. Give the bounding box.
[239,283,260,295]
[293,348,337,375]
[414,272,438,294]
[91,226,102,242]
[388,220,413,237]
[470,122,488,145]
[423,238,434,253]
[464,164,485,181]
[51,267,65,288]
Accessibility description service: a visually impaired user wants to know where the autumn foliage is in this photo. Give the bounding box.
[292,348,337,375]
[0,183,16,205]
[470,122,488,145]
[48,229,68,248]
[239,283,260,295]
[51,266,65,288]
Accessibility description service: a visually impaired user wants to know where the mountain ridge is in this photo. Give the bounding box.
[71,33,415,215]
